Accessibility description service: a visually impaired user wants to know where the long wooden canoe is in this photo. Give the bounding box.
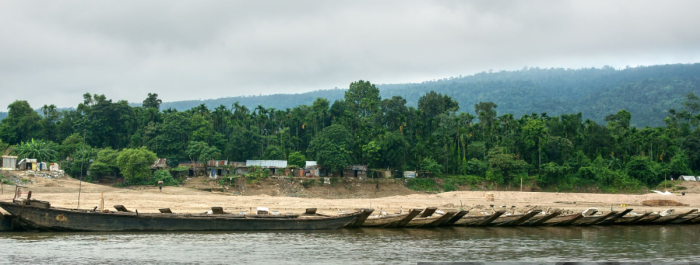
[0,200,366,232]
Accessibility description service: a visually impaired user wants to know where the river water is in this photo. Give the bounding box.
[0,225,698,264]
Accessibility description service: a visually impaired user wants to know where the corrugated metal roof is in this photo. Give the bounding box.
[207,160,228,167]
[246,160,287,168]
[679,175,697,181]
[305,161,317,168]
[179,162,204,168]
[345,165,368,171]
[230,161,246,167]
[152,158,167,168]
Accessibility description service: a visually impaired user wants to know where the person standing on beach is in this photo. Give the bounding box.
[158,181,163,192]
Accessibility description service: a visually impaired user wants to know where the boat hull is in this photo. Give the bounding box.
[362,214,408,227]
[0,202,360,232]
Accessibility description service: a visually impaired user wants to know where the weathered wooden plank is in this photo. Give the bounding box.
[606,209,633,223]
[625,212,651,224]
[528,211,561,226]
[305,208,317,215]
[556,213,583,226]
[478,210,505,226]
[677,213,700,224]
[159,208,173,214]
[211,207,225,214]
[424,211,457,227]
[420,207,437,218]
[350,209,374,227]
[386,208,422,228]
[113,205,131,212]
[442,210,469,226]
[586,211,618,225]
[500,210,541,226]
[657,209,698,224]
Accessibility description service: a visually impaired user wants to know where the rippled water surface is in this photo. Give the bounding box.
[1,225,699,264]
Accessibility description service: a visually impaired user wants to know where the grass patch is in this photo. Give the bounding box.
[407,178,439,192]
[302,179,317,189]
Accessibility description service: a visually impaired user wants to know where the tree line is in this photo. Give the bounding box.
[2,81,700,191]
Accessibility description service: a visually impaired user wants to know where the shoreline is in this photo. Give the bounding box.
[1,175,698,216]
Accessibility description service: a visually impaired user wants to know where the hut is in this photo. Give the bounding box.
[17,158,38,171]
[403,171,416,179]
[679,175,697,181]
[151,158,168,170]
[229,161,247,175]
[207,160,229,178]
[2,156,17,170]
[343,165,368,178]
[303,161,319,177]
[178,162,205,176]
[246,160,287,176]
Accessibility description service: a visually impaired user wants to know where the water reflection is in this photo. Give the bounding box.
[0,225,699,264]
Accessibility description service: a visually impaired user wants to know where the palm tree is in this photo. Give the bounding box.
[14,139,58,162]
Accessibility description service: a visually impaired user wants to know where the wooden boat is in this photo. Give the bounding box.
[0,200,369,232]
[523,210,561,226]
[490,210,542,227]
[403,207,441,228]
[454,210,506,226]
[542,213,583,226]
[359,208,422,228]
[652,209,698,225]
[611,211,650,225]
[573,211,618,226]
[362,213,412,227]
[677,213,700,224]
[440,210,469,226]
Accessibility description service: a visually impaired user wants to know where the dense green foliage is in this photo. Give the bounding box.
[287,151,306,168]
[3,64,700,191]
[13,139,58,162]
[88,148,120,178]
[153,170,178,186]
[116,147,158,183]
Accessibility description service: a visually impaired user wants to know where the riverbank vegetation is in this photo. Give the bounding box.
[1,76,700,193]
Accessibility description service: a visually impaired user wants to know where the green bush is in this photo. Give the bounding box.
[441,180,458,192]
[219,176,238,186]
[152,170,178,186]
[302,179,317,189]
[330,177,340,187]
[420,158,443,177]
[407,178,439,192]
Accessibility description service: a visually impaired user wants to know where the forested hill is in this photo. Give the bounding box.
[159,63,700,127]
[0,112,6,121]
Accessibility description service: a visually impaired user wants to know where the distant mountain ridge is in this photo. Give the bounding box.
[156,63,700,127]
[2,64,698,127]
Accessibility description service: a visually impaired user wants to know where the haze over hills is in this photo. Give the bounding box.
[2,63,698,128]
[157,63,700,127]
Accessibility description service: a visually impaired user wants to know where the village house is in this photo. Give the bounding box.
[207,159,229,178]
[343,165,368,178]
[178,162,205,176]
[2,156,17,170]
[246,160,287,176]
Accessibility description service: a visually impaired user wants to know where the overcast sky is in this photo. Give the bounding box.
[2,0,700,109]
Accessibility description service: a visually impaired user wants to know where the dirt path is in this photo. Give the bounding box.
[1,174,698,216]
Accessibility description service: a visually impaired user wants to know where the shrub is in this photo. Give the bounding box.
[152,170,178,186]
[420,158,443,177]
[407,178,439,192]
[302,179,317,189]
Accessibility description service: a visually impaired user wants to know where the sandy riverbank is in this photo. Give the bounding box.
[1,175,698,216]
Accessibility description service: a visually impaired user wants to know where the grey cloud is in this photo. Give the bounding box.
[1,0,700,109]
